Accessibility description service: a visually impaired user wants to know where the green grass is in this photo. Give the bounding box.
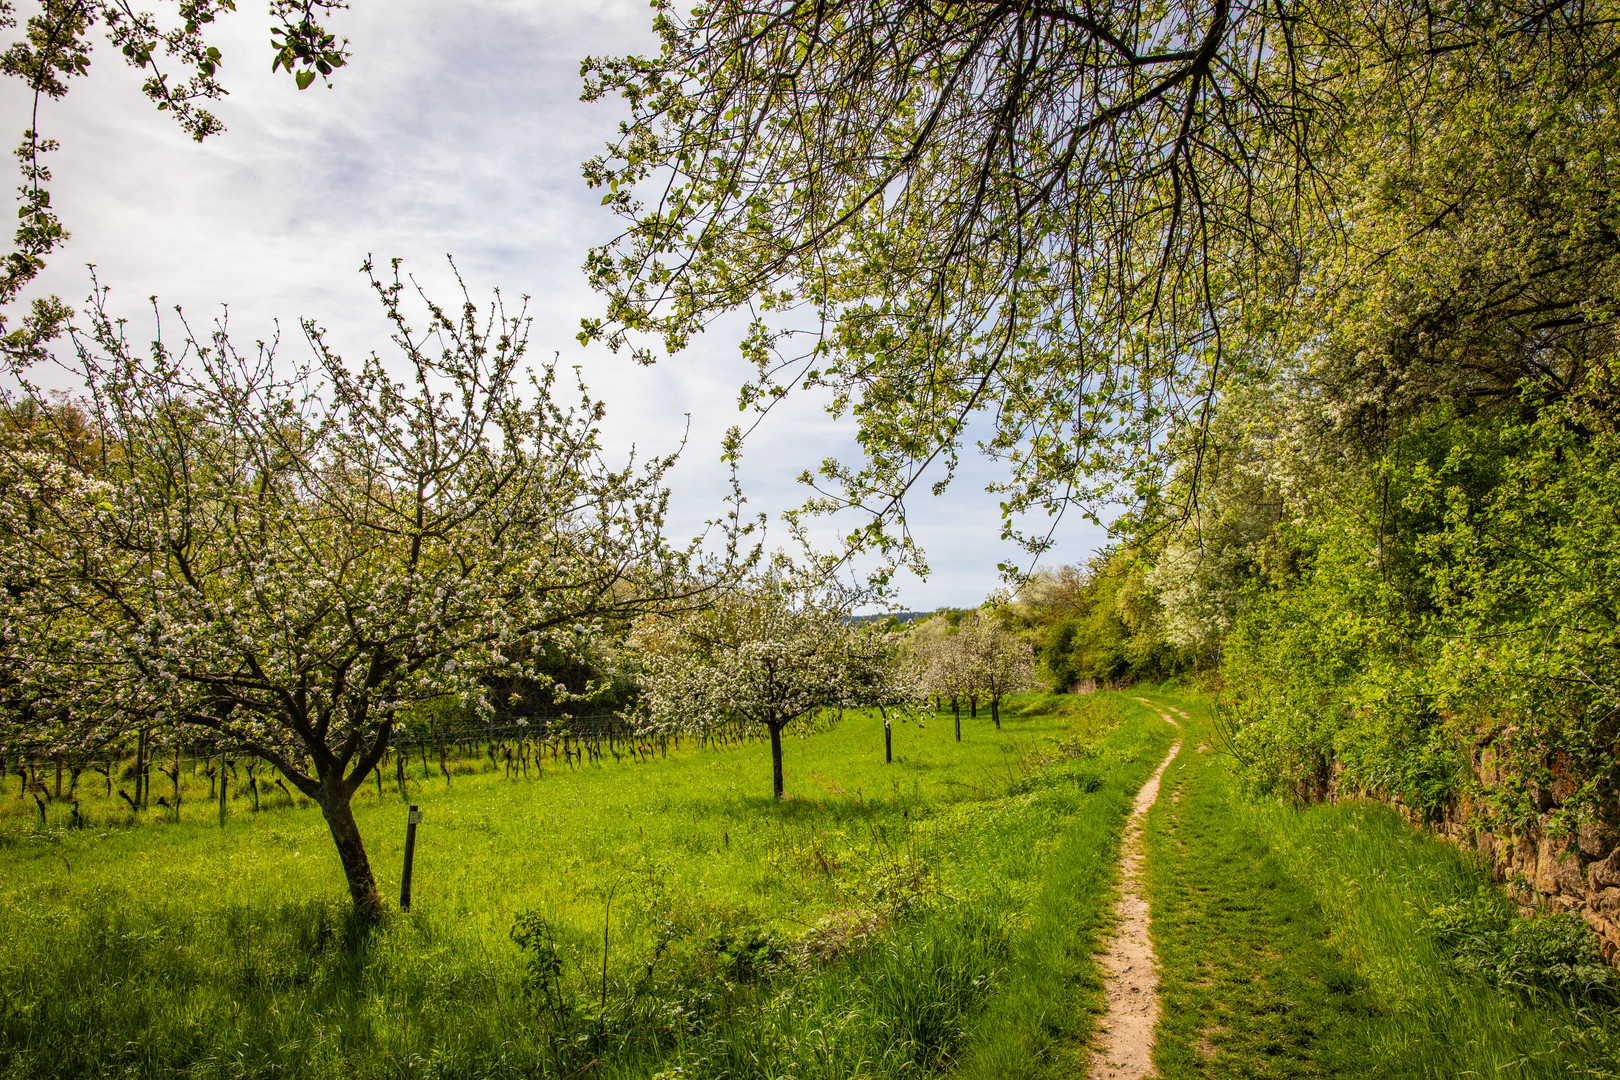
[1140,691,1620,1080]
[21,689,1607,1080]
[0,694,1177,1080]
[1142,694,1377,1078]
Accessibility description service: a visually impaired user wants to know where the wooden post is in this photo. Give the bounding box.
[400,804,421,911]
[217,746,227,828]
[883,708,892,764]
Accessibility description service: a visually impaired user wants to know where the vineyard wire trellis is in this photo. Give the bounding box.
[3,697,883,810]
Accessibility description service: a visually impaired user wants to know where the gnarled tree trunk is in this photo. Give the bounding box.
[316,780,383,918]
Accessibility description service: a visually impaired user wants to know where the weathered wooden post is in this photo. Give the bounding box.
[400,804,422,911]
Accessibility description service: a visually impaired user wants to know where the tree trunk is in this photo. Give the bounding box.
[768,722,785,800]
[969,696,977,719]
[884,714,892,764]
[955,712,961,742]
[316,783,384,917]
[991,696,1000,730]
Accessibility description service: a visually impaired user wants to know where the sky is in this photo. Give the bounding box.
[7,0,1109,609]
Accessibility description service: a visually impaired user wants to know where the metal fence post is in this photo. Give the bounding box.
[400,804,421,911]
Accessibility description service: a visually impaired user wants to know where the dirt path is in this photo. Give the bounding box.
[1085,699,1183,1080]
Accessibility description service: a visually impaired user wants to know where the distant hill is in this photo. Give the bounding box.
[849,609,975,627]
[849,611,932,626]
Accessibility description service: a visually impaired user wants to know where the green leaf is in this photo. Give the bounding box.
[295,70,316,90]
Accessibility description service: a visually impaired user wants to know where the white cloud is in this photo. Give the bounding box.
[5,0,1108,609]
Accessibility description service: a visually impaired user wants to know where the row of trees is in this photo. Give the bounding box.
[569,0,1620,846]
[0,273,957,911]
[906,615,1037,737]
[15,0,1608,895]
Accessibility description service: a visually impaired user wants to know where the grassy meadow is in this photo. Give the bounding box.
[0,694,1178,1080]
[9,690,1619,1080]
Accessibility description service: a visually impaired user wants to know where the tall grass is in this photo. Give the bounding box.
[0,695,1176,1080]
[1252,799,1620,1078]
[952,704,1176,1080]
[1143,691,1620,1080]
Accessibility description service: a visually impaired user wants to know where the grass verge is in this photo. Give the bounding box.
[1142,692,1620,1080]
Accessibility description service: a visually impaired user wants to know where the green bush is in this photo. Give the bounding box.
[1422,888,1617,1002]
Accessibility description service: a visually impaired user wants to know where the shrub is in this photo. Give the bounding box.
[1422,888,1616,1002]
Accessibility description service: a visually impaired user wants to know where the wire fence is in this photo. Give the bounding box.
[2,702,876,806]
[2,712,639,761]
[0,709,792,803]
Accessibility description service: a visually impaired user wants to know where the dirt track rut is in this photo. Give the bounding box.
[1084,699,1185,1080]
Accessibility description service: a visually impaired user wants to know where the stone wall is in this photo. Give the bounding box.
[1377,794,1620,967]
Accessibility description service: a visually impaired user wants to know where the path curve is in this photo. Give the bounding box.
[1085,699,1184,1080]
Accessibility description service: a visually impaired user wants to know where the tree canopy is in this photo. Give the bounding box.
[580,0,1620,566]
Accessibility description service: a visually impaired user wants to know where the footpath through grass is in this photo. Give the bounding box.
[0,694,1177,1080]
[1140,690,1620,1080]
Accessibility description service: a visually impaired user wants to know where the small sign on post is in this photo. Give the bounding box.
[400,804,421,911]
